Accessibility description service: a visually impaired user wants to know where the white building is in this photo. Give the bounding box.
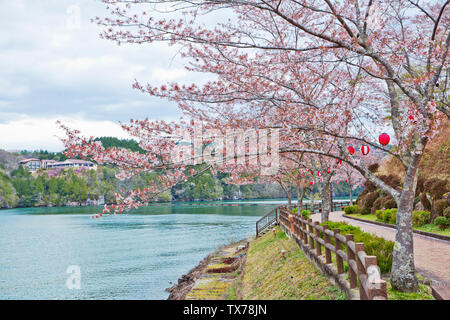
[20,158,97,172]
[18,158,41,171]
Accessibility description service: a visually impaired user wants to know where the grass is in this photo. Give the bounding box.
[387,282,434,300]
[229,227,345,300]
[346,213,450,237]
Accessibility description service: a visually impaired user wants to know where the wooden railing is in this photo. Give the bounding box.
[278,207,387,300]
[289,200,352,213]
[256,207,279,237]
[256,200,352,237]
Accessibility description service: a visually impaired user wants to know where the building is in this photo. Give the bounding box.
[19,158,97,172]
[18,158,42,171]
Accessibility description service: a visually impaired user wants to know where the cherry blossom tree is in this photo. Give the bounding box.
[61,0,449,292]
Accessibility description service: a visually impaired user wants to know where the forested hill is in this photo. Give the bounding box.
[93,137,146,154]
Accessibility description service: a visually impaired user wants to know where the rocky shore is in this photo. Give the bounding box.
[166,239,249,300]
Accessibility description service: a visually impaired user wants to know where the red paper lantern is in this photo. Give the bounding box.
[378,133,390,146]
[361,145,370,155]
[327,167,331,174]
[309,181,314,185]
[345,179,348,183]
[347,146,355,155]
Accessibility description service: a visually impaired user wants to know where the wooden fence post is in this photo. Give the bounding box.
[323,225,332,264]
[345,234,357,289]
[364,256,387,299]
[334,228,344,274]
[308,219,314,249]
[314,221,321,256]
[355,242,367,300]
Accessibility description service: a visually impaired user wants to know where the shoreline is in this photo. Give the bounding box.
[166,239,248,300]
[0,197,353,211]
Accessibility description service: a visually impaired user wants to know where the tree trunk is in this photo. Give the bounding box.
[320,181,331,223]
[297,182,306,212]
[390,156,420,292]
[349,186,353,205]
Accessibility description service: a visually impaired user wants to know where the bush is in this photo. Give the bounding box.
[362,191,379,214]
[415,177,425,197]
[379,174,402,189]
[412,211,431,227]
[301,210,311,220]
[434,217,450,230]
[444,207,450,218]
[320,221,393,274]
[382,196,397,209]
[371,197,385,214]
[356,188,369,205]
[291,207,311,220]
[420,192,432,211]
[368,163,379,173]
[380,208,397,224]
[362,180,377,192]
[434,199,449,217]
[389,209,397,224]
[344,205,358,214]
[376,209,384,221]
[424,179,448,200]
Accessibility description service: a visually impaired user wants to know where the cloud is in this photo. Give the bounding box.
[0,116,132,152]
[0,0,203,149]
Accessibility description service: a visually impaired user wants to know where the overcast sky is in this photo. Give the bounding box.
[0,0,195,152]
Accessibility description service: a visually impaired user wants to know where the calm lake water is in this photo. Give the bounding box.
[0,200,290,300]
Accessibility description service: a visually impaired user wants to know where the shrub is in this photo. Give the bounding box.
[420,192,432,210]
[362,191,379,214]
[434,199,449,217]
[415,177,425,197]
[382,196,397,209]
[379,174,402,189]
[389,209,397,224]
[363,180,377,192]
[301,210,310,220]
[376,209,384,221]
[381,209,397,223]
[444,207,450,218]
[371,197,384,214]
[412,211,431,227]
[344,205,358,215]
[356,188,369,205]
[434,217,450,230]
[320,221,393,274]
[368,163,379,173]
[424,179,448,200]
[291,207,310,220]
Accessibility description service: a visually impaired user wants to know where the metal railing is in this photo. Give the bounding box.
[256,207,279,237]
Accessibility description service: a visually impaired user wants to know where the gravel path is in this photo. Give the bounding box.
[311,211,450,299]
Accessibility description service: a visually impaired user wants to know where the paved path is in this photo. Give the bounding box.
[311,211,450,299]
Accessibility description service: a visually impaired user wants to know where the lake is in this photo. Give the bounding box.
[0,200,288,299]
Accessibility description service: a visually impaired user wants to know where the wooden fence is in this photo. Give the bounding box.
[290,200,352,214]
[278,207,387,300]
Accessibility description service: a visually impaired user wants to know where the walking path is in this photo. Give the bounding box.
[311,211,450,299]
